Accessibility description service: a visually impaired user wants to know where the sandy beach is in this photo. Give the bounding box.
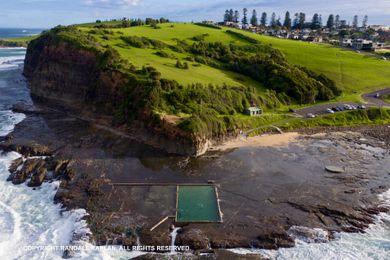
[212,132,301,151]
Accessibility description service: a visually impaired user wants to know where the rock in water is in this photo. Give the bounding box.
[325,165,345,173]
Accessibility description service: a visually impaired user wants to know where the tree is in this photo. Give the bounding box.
[242,8,248,25]
[326,14,334,29]
[352,15,358,28]
[298,12,306,29]
[283,11,292,29]
[292,13,299,29]
[229,9,234,22]
[335,14,340,29]
[276,17,282,27]
[260,12,267,26]
[362,15,368,27]
[270,12,277,28]
[234,10,240,23]
[250,9,258,26]
[311,13,321,29]
[224,10,230,23]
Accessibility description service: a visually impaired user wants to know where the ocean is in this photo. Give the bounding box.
[0,28,43,39]
[0,46,389,259]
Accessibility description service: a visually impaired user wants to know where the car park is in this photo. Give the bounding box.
[343,104,353,110]
[357,105,366,109]
[326,108,335,114]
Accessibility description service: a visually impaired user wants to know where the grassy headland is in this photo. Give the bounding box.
[0,36,37,47]
[25,22,390,142]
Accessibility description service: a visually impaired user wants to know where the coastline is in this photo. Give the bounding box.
[1,36,390,259]
[2,103,389,257]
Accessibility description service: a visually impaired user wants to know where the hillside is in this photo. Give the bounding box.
[23,22,390,155]
[81,22,390,102]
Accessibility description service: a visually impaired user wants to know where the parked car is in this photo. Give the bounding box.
[331,107,339,112]
[357,105,366,109]
[307,113,316,118]
[350,105,357,110]
[375,93,380,98]
[343,104,353,110]
[326,108,335,114]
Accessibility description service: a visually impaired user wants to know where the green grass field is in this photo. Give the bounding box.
[79,23,390,104]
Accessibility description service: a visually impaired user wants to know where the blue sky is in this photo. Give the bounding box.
[0,0,389,28]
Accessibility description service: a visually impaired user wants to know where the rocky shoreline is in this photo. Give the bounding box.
[1,98,389,257]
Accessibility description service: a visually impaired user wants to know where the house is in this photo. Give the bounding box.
[352,39,374,50]
[341,38,352,47]
[244,107,263,116]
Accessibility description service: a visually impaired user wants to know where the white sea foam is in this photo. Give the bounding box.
[0,56,25,71]
[0,110,25,136]
[230,189,390,260]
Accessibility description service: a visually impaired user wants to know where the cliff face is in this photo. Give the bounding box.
[23,31,209,156]
[24,38,126,115]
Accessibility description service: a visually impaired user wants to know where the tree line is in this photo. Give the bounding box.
[224,9,369,30]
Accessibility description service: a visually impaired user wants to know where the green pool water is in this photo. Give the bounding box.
[176,185,221,222]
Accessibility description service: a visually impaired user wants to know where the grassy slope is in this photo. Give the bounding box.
[79,23,263,88]
[79,23,390,104]
[230,28,390,102]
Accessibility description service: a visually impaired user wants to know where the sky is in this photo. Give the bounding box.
[0,0,389,28]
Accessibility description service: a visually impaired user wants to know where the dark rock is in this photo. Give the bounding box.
[53,160,69,178]
[255,231,295,249]
[11,158,42,184]
[54,187,70,204]
[176,228,209,250]
[28,162,47,187]
[0,143,51,157]
[8,157,23,173]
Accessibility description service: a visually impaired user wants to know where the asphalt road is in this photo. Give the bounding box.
[295,88,390,117]
[362,88,390,107]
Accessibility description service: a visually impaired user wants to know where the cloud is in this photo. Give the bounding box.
[85,0,140,7]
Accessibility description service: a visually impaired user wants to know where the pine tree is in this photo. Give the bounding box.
[352,15,358,28]
[242,8,248,25]
[224,10,230,23]
[335,14,340,29]
[276,17,282,27]
[311,13,321,29]
[362,15,368,27]
[283,11,292,29]
[250,9,258,26]
[229,9,234,22]
[260,12,267,26]
[234,10,240,23]
[298,12,306,29]
[326,14,334,29]
[292,13,299,29]
[270,12,277,28]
